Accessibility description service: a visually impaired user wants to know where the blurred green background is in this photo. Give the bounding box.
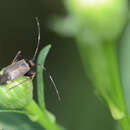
[0,0,129,130]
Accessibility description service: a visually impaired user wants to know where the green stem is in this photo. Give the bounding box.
[119,116,130,130]
[24,100,60,130]
[76,40,130,130]
[0,109,28,114]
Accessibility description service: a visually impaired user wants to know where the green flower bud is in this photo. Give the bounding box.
[0,75,33,109]
[65,0,128,40]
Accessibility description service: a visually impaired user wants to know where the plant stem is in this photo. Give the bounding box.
[24,100,60,130]
[76,40,130,130]
[119,116,130,130]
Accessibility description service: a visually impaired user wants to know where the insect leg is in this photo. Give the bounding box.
[8,72,35,91]
[12,51,21,63]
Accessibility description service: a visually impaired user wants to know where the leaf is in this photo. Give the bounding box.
[36,45,51,110]
[0,113,44,130]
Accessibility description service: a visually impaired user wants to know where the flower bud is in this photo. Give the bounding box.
[65,0,128,40]
[0,74,33,109]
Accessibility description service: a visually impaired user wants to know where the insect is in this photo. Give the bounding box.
[0,17,61,101]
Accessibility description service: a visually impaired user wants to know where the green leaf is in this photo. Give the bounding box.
[0,112,44,130]
[36,45,51,110]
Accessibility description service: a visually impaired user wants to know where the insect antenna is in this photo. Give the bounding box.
[32,17,41,62]
[38,64,61,101]
[31,17,61,101]
[44,67,61,101]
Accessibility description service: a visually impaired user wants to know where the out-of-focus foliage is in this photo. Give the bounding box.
[0,0,129,130]
[0,113,44,130]
[51,0,130,129]
[65,0,128,41]
[120,23,130,114]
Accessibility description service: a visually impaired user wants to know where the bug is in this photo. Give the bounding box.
[0,17,61,101]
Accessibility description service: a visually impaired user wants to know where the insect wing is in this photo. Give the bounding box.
[4,59,30,81]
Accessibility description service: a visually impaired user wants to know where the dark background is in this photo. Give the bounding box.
[0,0,130,130]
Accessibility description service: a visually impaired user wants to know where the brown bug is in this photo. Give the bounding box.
[0,17,60,100]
